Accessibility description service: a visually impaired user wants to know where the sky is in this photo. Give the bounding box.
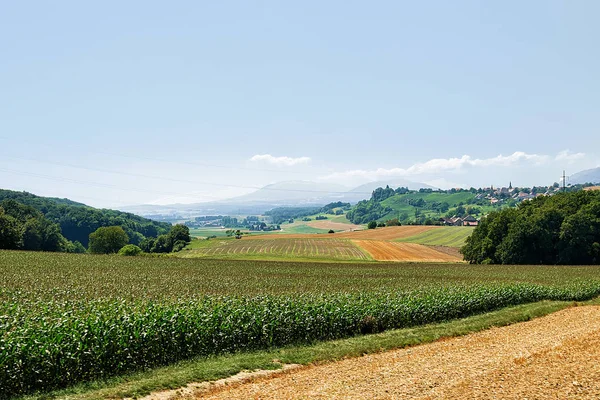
[1,1,599,208]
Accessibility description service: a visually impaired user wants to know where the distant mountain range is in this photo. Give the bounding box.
[570,167,600,185]
[348,179,436,194]
[119,179,436,218]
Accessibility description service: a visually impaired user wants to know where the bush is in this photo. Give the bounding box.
[88,226,129,254]
[367,221,377,229]
[118,244,142,256]
[64,240,86,254]
[328,229,335,234]
[385,218,401,227]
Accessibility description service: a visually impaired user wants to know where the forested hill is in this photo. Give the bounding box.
[0,189,171,247]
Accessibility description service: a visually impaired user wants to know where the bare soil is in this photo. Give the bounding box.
[306,220,362,231]
[353,240,462,262]
[196,305,600,399]
[425,245,463,259]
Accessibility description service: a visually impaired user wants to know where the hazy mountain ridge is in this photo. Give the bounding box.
[570,167,600,185]
[120,179,435,217]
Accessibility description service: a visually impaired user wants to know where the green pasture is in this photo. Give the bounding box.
[397,226,475,248]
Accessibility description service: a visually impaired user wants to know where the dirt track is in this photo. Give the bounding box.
[249,226,440,241]
[353,240,462,262]
[197,305,600,399]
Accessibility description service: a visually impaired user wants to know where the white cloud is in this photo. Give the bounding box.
[250,154,311,166]
[318,151,570,182]
[555,150,585,163]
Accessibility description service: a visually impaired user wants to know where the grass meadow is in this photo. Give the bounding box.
[397,226,475,248]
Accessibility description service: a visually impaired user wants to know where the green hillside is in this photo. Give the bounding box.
[0,189,171,247]
[381,192,475,217]
[346,188,505,224]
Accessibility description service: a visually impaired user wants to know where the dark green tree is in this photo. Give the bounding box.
[0,207,23,249]
[168,224,191,243]
[88,226,129,254]
[139,237,156,253]
[151,234,172,253]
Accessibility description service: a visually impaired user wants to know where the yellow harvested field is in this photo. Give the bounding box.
[353,240,462,262]
[249,226,441,241]
[196,306,600,400]
[306,220,362,231]
[584,186,600,191]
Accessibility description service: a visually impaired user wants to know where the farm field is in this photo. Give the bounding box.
[199,306,600,399]
[3,250,600,398]
[249,225,440,241]
[182,226,468,262]
[188,227,254,238]
[181,238,371,261]
[397,226,475,248]
[275,224,330,234]
[353,240,462,262]
[305,220,362,231]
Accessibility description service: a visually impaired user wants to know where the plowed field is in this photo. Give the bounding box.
[353,240,462,262]
[249,226,440,241]
[306,220,362,231]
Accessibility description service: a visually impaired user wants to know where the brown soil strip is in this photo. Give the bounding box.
[426,245,463,259]
[137,364,303,400]
[353,240,462,262]
[249,226,441,241]
[306,220,362,231]
[198,306,600,399]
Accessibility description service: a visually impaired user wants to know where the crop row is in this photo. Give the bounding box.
[3,281,600,397]
[193,238,371,260]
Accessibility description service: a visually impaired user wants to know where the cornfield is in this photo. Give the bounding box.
[2,251,600,398]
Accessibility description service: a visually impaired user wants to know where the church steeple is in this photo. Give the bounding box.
[509,181,513,190]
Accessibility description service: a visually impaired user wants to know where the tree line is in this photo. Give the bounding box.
[0,199,84,252]
[0,190,189,255]
[461,190,600,264]
[0,189,171,247]
[89,224,191,255]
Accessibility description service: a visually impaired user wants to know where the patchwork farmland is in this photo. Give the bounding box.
[249,225,441,241]
[182,226,471,262]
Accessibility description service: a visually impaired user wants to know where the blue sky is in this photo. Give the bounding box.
[1,1,598,207]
